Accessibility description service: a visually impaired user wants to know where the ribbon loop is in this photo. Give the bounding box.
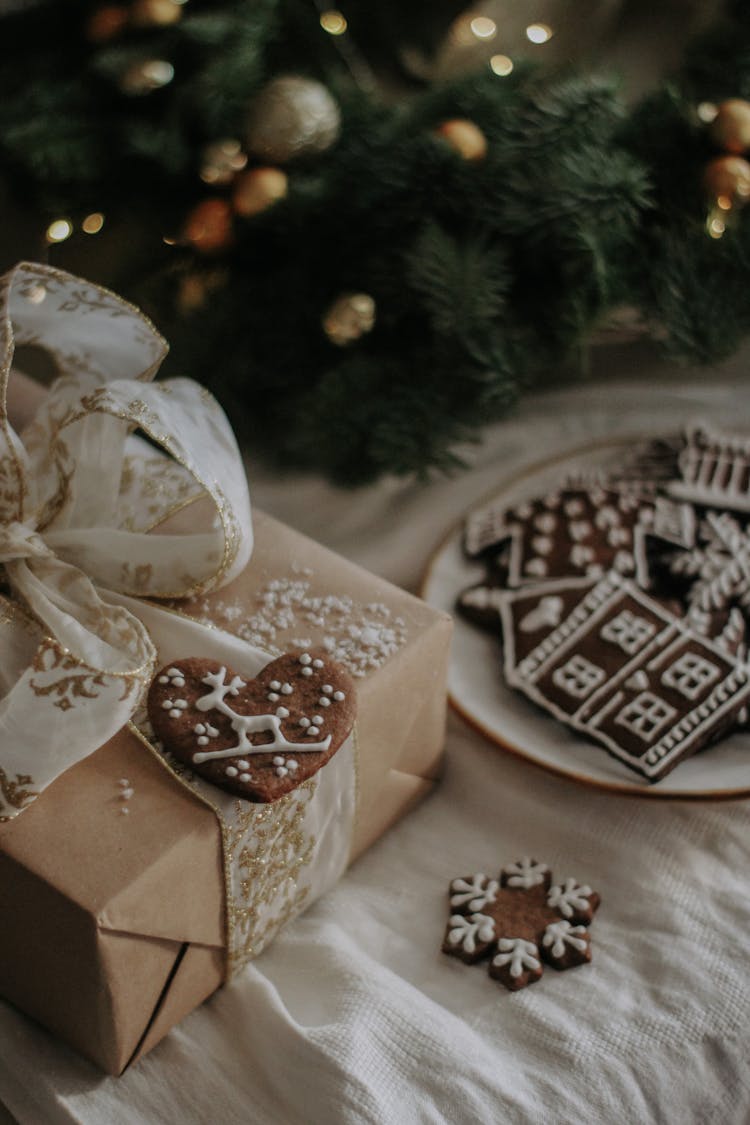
[0,521,53,565]
[0,263,255,819]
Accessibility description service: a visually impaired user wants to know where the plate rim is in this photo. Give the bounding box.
[419,433,750,802]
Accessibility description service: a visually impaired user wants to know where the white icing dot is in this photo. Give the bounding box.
[531,535,553,556]
[276,766,288,777]
[161,699,174,710]
[301,667,313,677]
[281,683,293,694]
[118,778,130,787]
[319,697,331,707]
[273,756,285,766]
[239,772,251,782]
[322,684,333,694]
[270,680,282,690]
[158,676,169,684]
[236,759,250,769]
[226,766,238,777]
[312,658,324,668]
[268,692,280,702]
[312,715,323,724]
[535,512,557,533]
[276,706,290,718]
[299,653,312,665]
[197,736,209,746]
[288,759,298,771]
[119,790,133,801]
[333,691,345,701]
[172,678,185,688]
[167,667,181,676]
[195,724,206,735]
[169,709,182,718]
[299,717,311,727]
[120,807,129,815]
[308,726,319,736]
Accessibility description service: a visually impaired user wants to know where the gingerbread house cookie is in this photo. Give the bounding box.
[466,488,693,591]
[500,571,750,782]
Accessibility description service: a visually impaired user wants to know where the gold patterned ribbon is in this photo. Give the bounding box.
[0,260,255,818]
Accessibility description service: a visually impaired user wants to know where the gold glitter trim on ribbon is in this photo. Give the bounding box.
[130,720,357,980]
[0,766,38,820]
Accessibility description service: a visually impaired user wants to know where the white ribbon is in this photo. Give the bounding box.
[0,262,254,818]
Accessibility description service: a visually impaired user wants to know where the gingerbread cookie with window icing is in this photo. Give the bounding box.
[500,571,750,782]
[442,858,599,990]
[147,650,356,802]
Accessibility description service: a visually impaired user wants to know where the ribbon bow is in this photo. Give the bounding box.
[0,263,253,819]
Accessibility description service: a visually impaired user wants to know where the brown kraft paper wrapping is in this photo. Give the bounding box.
[0,509,452,1074]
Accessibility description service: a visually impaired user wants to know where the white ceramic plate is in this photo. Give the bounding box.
[421,436,750,799]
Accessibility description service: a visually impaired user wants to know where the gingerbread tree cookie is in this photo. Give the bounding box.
[442,858,600,991]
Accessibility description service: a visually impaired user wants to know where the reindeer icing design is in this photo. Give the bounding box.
[191,666,332,764]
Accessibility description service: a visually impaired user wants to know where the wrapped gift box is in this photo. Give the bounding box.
[0,509,451,1074]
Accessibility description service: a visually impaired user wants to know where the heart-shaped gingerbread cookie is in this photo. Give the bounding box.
[147,650,356,802]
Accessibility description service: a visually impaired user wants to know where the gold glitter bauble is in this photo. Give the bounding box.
[703,155,750,207]
[86,5,129,42]
[232,167,288,217]
[131,0,183,27]
[120,58,175,96]
[435,119,488,161]
[184,199,234,254]
[200,139,247,186]
[709,99,750,155]
[178,269,227,314]
[245,76,341,163]
[322,293,376,347]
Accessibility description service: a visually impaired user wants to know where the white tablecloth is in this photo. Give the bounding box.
[1,343,749,1124]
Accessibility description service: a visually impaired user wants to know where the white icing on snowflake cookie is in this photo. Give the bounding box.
[443,859,599,990]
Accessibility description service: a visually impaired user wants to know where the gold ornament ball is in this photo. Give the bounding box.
[184,199,234,255]
[435,119,488,162]
[131,0,183,27]
[245,76,341,163]
[200,139,247,185]
[178,269,227,314]
[323,293,376,347]
[232,167,289,217]
[709,98,750,155]
[86,5,129,42]
[120,58,175,96]
[703,155,750,208]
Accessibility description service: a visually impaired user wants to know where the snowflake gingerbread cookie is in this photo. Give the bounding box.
[670,510,750,616]
[442,858,600,991]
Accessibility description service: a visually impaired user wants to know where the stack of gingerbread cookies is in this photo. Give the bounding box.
[457,423,750,783]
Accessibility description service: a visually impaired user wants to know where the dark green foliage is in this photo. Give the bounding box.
[0,1,749,483]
